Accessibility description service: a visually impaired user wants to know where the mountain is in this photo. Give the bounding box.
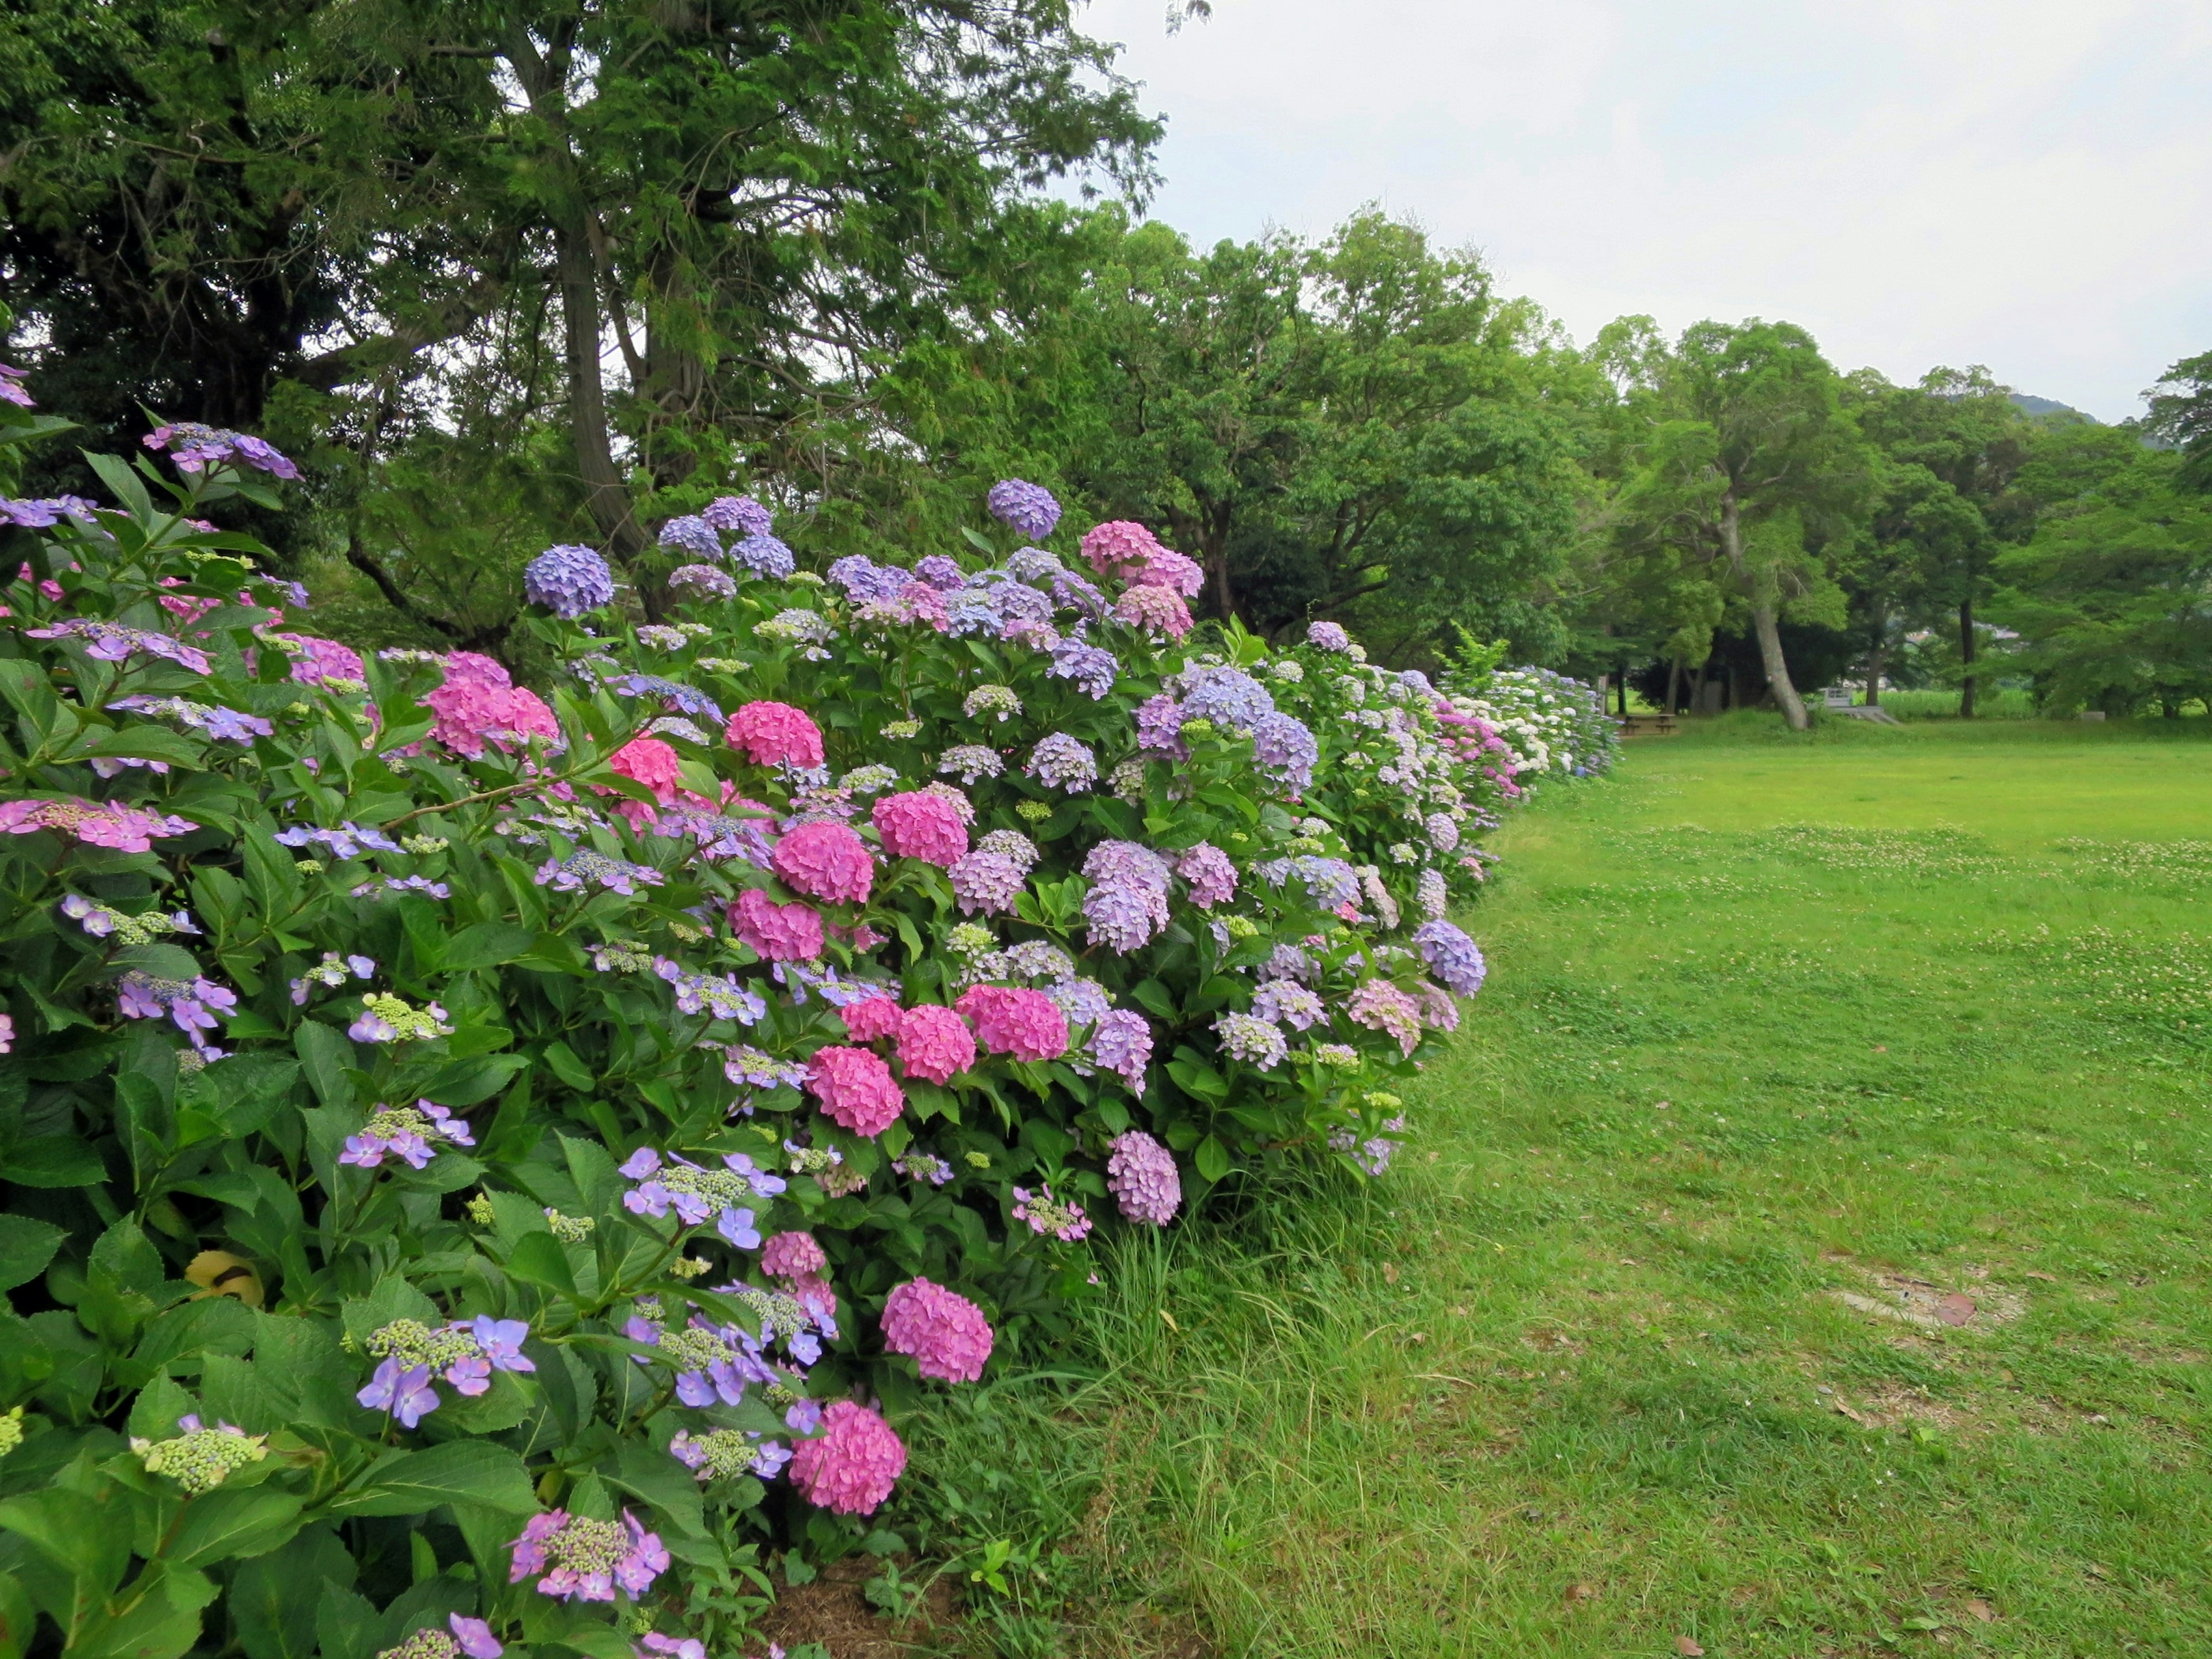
[2009,392,2096,424]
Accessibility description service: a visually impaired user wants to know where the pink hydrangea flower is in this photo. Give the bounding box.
[1416,982,1460,1032]
[1347,980,1425,1058]
[609,737,683,802]
[772,821,874,904]
[425,655,562,757]
[1141,547,1206,598]
[870,790,969,866]
[1107,1130,1181,1226]
[895,1004,976,1084]
[1113,582,1193,640]
[724,700,824,768]
[728,888,824,962]
[760,1230,828,1281]
[1176,842,1238,908]
[1080,520,1164,579]
[954,985,1068,1062]
[0,798,194,853]
[838,996,905,1043]
[881,1278,994,1384]
[787,1400,907,1515]
[275,634,365,685]
[806,1044,906,1137]
[507,1509,667,1602]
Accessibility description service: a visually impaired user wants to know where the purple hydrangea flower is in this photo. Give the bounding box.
[731,533,796,579]
[1135,692,1184,755]
[942,588,1001,636]
[1413,919,1487,996]
[827,556,911,601]
[1251,710,1319,790]
[1214,1011,1287,1071]
[0,364,31,408]
[668,563,737,600]
[987,479,1062,540]
[1179,666,1274,732]
[657,516,722,560]
[2,495,97,527]
[1105,1128,1180,1223]
[1176,842,1238,908]
[914,555,967,590]
[25,619,211,675]
[1025,733,1097,793]
[1089,1009,1153,1092]
[1307,620,1353,653]
[1048,632,1119,700]
[357,1359,440,1427]
[1082,880,1168,955]
[339,1099,474,1169]
[702,495,774,536]
[143,422,300,480]
[525,546,616,618]
[948,850,1026,916]
[1252,978,1325,1030]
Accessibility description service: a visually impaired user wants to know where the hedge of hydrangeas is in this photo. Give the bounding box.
[0,381,1505,1659]
[1439,664,1617,789]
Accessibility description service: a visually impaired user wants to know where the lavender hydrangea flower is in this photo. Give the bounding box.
[938,745,1004,784]
[827,556,911,601]
[339,1099,474,1168]
[535,850,665,895]
[620,1146,783,1245]
[914,555,967,590]
[116,971,237,1055]
[1307,620,1353,653]
[658,516,722,560]
[1178,666,1274,732]
[949,850,1026,916]
[987,479,1062,540]
[525,545,616,618]
[943,588,1001,636]
[2,496,97,528]
[1089,1009,1153,1092]
[1043,975,1112,1031]
[1412,919,1487,996]
[1081,881,1169,954]
[1252,979,1325,1031]
[1251,711,1319,790]
[1025,733,1097,792]
[25,620,211,675]
[143,422,300,479]
[1105,1129,1180,1224]
[702,494,774,536]
[669,563,737,600]
[1176,842,1238,908]
[1135,693,1184,755]
[732,533,796,578]
[1214,1011,1288,1071]
[1048,632,1119,700]
[1416,868,1450,919]
[274,821,403,858]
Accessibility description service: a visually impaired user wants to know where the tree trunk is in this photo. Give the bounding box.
[1690,654,1709,714]
[556,223,646,569]
[1957,598,1977,718]
[1665,657,1681,715]
[1719,493,1809,729]
[1864,643,1885,706]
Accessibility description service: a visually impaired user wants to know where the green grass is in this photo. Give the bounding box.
[921,715,2212,1658]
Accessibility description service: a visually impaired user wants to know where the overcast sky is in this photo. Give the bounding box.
[1080,0,2212,422]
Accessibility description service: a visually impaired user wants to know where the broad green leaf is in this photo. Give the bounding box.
[0,1486,131,1615]
[230,1527,353,1659]
[1194,1135,1230,1183]
[164,1487,304,1569]
[328,1441,537,1517]
[503,1230,577,1297]
[0,1136,105,1187]
[293,1022,357,1112]
[0,1216,63,1293]
[66,1563,214,1659]
[0,1569,34,1659]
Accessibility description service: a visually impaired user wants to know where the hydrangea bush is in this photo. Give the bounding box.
[1440,665,1617,786]
[0,384,1499,1657]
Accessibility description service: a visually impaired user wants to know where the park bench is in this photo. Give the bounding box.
[1618,714,1678,737]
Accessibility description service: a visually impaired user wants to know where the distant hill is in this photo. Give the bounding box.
[2010,392,2096,424]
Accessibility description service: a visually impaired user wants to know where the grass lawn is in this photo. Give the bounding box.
[922,715,2212,1659]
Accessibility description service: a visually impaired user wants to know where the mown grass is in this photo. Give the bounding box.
[910,715,2212,1659]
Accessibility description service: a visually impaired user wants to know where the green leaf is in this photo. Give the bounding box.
[293,1021,358,1112]
[1194,1135,1230,1183]
[0,1486,132,1615]
[0,1569,35,1659]
[603,1440,704,1539]
[502,1230,577,1297]
[165,1487,305,1569]
[88,726,205,766]
[441,922,535,975]
[0,1216,63,1293]
[0,1136,104,1187]
[230,1527,354,1659]
[541,1042,595,1092]
[329,1441,538,1517]
[83,450,154,520]
[111,944,204,983]
[67,1563,214,1659]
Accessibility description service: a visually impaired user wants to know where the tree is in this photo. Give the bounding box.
[2,0,1158,579]
[1611,320,1872,728]
[2145,348,2212,491]
[1843,368,2031,714]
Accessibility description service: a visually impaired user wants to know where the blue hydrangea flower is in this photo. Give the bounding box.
[1178,666,1275,733]
[525,545,616,618]
[987,479,1062,540]
[732,533,796,579]
[658,516,722,561]
[1413,919,1487,996]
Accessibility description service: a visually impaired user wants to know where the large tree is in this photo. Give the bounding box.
[1611,319,1872,728]
[1,0,1157,573]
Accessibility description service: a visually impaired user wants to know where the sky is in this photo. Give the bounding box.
[1079,0,2212,422]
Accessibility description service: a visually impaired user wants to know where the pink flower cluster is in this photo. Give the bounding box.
[424,653,560,758]
[871,790,968,866]
[507,1509,667,1602]
[954,985,1069,1062]
[272,633,364,685]
[806,1044,905,1136]
[609,737,683,802]
[729,888,823,961]
[787,1400,907,1515]
[1176,842,1238,908]
[1,797,194,853]
[1079,520,1162,579]
[772,820,873,904]
[880,1278,994,1384]
[1112,582,1193,640]
[836,996,905,1043]
[724,700,824,767]
[1106,1130,1182,1226]
[760,1230,827,1281]
[895,1004,976,1083]
[1347,979,1425,1058]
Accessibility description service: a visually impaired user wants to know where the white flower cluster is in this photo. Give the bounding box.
[1445,667,1615,780]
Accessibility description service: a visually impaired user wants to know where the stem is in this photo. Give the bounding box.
[381,722,650,831]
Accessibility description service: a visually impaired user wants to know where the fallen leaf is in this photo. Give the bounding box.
[1831,1399,1870,1425]
[2024,1271,2059,1283]
[1675,1638,1705,1656]
[2086,1562,2110,1580]
[1873,1045,1888,1052]
[1965,1599,1995,1623]
[1562,1581,1599,1606]
[1933,1293,1978,1327]
[1382,1262,1400,1285]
